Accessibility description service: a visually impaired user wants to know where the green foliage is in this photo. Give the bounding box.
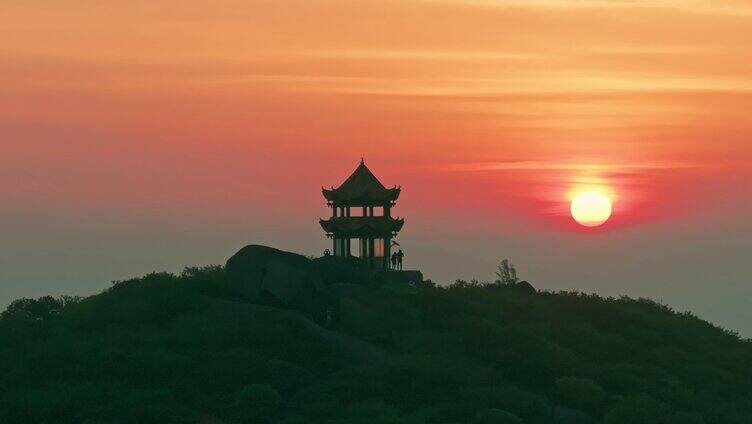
[668,411,706,424]
[556,377,607,412]
[236,384,280,422]
[1,295,80,322]
[474,408,524,424]
[604,395,666,424]
[0,262,750,423]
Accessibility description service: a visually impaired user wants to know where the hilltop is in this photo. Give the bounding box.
[0,245,750,424]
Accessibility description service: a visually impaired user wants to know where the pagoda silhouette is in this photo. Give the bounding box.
[320,159,404,269]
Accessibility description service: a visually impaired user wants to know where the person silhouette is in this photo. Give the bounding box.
[390,252,397,270]
[396,249,404,270]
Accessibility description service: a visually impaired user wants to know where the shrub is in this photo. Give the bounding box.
[555,377,606,411]
[604,395,665,424]
[474,408,524,424]
[668,411,705,424]
[236,384,280,422]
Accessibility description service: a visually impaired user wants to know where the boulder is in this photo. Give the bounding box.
[516,280,537,294]
[225,245,337,321]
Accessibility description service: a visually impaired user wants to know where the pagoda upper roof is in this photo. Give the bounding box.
[319,216,404,236]
[322,159,400,205]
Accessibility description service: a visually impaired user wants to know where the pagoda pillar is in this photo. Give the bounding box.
[384,236,391,269]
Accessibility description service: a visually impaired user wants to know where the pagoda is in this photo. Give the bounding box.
[320,159,404,269]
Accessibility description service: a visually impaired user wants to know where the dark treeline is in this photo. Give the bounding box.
[0,264,750,423]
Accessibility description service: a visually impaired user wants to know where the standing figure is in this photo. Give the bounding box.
[390,252,398,270]
[396,249,404,270]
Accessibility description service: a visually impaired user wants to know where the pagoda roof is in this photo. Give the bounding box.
[323,159,400,205]
[320,216,404,237]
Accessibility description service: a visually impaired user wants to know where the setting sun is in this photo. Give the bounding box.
[570,191,612,227]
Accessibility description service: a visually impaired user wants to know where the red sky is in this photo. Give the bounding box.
[1,0,751,333]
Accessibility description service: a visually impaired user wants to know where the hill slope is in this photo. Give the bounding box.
[0,249,750,424]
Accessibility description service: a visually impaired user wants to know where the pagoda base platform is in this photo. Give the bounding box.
[378,270,423,286]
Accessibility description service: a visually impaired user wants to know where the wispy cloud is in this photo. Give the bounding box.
[449,160,695,172]
[444,0,752,15]
[298,49,544,61]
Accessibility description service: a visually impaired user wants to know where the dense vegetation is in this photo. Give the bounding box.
[0,261,750,423]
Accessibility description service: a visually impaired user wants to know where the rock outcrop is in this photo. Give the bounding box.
[225,245,337,321]
[225,244,424,322]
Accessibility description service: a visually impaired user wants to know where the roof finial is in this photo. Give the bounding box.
[360,157,365,165]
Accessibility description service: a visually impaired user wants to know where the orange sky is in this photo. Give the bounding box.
[1,0,751,332]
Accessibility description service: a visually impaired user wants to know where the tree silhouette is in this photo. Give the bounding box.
[495,259,519,285]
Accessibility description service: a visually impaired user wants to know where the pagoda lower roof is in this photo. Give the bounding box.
[319,216,404,237]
